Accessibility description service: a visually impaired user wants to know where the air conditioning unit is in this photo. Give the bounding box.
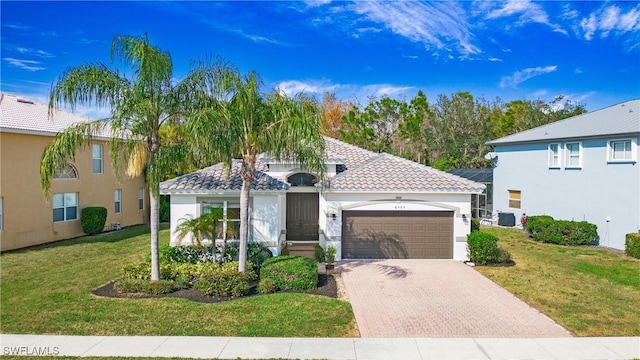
[111,222,122,231]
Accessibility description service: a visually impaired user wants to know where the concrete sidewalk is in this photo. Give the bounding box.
[1,334,638,359]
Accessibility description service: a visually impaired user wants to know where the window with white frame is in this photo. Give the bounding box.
[54,163,78,179]
[115,189,122,214]
[138,188,145,210]
[548,143,560,168]
[608,139,634,162]
[565,142,581,168]
[53,192,78,222]
[202,200,241,240]
[508,190,521,209]
[92,144,103,174]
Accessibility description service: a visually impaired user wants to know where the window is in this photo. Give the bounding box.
[92,144,103,174]
[203,200,241,240]
[115,189,122,214]
[138,188,145,210]
[548,143,560,168]
[565,142,581,168]
[53,193,78,222]
[508,190,521,209]
[0,197,3,230]
[54,163,78,179]
[609,139,634,162]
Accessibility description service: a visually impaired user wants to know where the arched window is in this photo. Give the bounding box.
[54,164,78,179]
[287,173,317,187]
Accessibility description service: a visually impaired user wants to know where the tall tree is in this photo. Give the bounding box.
[186,70,326,272]
[40,34,223,280]
[321,92,352,139]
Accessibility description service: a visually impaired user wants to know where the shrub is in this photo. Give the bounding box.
[280,247,290,256]
[246,242,273,272]
[325,245,337,264]
[257,277,278,294]
[260,256,318,291]
[471,217,480,232]
[526,215,598,245]
[160,262,199,281]
[163,245,217,264]
[81,207,107,235]
[626,233,640,259]
[314,245,325,263]
[115,278,176,294]
[194,261,256,297]
[122,262,151,280]
[467,231,500,265]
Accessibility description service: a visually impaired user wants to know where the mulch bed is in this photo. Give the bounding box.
[92,274,338,303]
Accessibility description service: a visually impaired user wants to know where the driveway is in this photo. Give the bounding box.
[337,260,572,338]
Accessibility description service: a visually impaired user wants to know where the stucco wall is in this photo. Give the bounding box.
[320,191,473,260]
[493,138,640,250]
[0,132,148,251]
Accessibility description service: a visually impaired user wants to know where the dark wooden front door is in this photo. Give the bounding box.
[286,193,319,241]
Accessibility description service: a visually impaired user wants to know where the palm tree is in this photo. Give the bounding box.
[40,34,225,280]
[174,207,223,247]
[186,70,326,272]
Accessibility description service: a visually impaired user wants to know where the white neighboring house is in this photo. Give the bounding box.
[159,137,485,261]
[487,99,640,250]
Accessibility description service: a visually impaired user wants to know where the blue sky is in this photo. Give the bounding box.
[2,1,639,118]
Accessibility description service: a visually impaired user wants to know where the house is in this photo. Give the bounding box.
[447,168,493,219]
[0,94,149,251]
[160,137,485,260]
[487,99,639,250]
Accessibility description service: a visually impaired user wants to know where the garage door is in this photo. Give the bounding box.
[342,210,453,259]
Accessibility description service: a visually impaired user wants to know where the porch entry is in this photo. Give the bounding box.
[286,192,319,258]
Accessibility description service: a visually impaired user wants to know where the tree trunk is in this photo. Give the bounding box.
[149,191,160,280]
[238,179,250,272]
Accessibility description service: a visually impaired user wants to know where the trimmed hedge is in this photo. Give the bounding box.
[526,215,598,245]
[194,262,256,297]
[81,207,107,235]
[626,233,640,259]
[115,278,177,294]
[467,230,511,265]
[260,256,318,291]
[471,217,480,232]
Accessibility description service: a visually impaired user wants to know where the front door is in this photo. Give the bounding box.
[286,193,319,241]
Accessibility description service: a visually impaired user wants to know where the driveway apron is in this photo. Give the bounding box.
[337,259,572,338]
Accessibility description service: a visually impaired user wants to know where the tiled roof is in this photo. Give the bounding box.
[160,160,289,193]
[487,99,640,146]
[324,136,378,170]
[0,93,112,138]
[329,152,485,193]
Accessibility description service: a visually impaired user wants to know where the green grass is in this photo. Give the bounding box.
[477,227,640,336]
[0,225,357,337]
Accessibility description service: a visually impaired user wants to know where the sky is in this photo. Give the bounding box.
[2,0,640,118]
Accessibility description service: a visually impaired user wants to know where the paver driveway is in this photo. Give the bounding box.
[337,260,572,338]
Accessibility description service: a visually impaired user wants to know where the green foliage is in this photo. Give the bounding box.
[526,215,598,245]
[159,195,170,222]
[80,206,107,235]
[260,256,318,291]
[121,262,151,280]
[194,261,257,297]
[162,245,218,263]
[467,231,510,265]
[625,233,640,259]
[257,277,278,294]
[280,247,290,256]
[174,207,223,246]
[471,218,480,232]
[325,245,337,264]
[115,278,177,295]
[314,245,326,263]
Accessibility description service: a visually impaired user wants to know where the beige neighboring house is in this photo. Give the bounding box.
[0,93,149,251]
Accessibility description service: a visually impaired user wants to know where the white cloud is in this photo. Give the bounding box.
[4,58,45,71]
[15,47,54,58]
[274,79,413,104]
[349,1,481,57]
[275,80,339,96]
[304,0,331,8]
[484,0,566,34]
[499,65,558,88]
[488,57,503,62]
[580,4,640,41]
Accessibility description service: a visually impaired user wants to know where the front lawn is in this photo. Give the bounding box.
[477,227,640,336]
[0,226,357,337]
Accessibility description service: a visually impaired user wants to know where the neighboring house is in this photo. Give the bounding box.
[160,137,485,261]
[448,168,493,219]
[0,94,149,251]
[487,99,639,250]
